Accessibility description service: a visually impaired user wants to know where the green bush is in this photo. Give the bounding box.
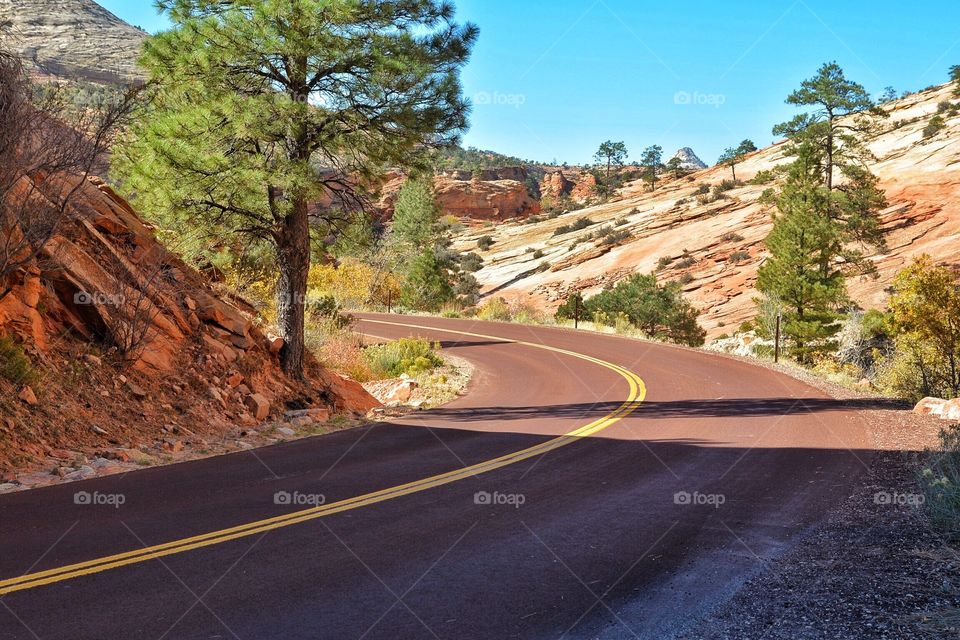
[749,169,776,185]
[728,250,750,264]
[656,256,673,270]
[532,249,545,259]
[582,273,705,346]
[721,232,744,242]
[599,228,631,246]
[0,336,38,386]
[477,297,512,321]
[615,216,629,226]
[477,235,495,250]
[553,217,595,236]
[923,115,946,140]
[363,338,443,378]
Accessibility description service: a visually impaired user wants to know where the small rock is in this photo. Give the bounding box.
[84,354,102,367]
[226,373,245,388]
[64,466,96,481]
[276,427,296,437]
[18,386,38,406]
[91,425,108,436]
[126,381,148,399]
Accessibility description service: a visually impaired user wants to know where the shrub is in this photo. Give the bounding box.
[677,255,696,269]
[532,249,545,259]
[582,273,705,346]
[678,273,694,285]
[694,184,710,195]
[316,331,372,382]
[459,252,484,273]
[363,338,443,378]
[535,261,551,273]
[307,257,400,311]
[923,115,946,140]
[477,297,512,321]
[305,294,353,330]
[749,169,776,185]
[477,235,495,250]
[714,179,739,193]
[599,228,631,246]
[0,336,37,385]
[919,424,960,539]
[728,250,750,264]
[721,232,744,242]
[615,216,629,226]
[656,256,673,270]
[553,217,595,236]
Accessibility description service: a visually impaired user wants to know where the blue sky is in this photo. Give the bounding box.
[100,0,960,165]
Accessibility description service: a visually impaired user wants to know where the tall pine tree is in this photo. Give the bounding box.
[115,0,476,377]
[759,63,887,360]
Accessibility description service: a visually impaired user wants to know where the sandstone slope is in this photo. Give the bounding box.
[454,83,960,337]
[0,0,146,84]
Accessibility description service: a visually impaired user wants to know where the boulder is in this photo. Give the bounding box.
[915,397,947,416]
[245,393,270,421]
[383,379,419,405]
[944,398,960,421]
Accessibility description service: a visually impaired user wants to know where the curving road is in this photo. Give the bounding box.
[0,314,873,639]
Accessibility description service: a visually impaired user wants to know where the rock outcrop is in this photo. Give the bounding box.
[0,0,147,84]
[377,171,540,221]
[432,176,540,221]
[671,147,708,170]
[541,170,575,200]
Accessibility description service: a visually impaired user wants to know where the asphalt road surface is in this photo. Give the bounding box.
[0,314,874,639]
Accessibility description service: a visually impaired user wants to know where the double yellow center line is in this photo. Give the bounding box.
[0,319,646,596]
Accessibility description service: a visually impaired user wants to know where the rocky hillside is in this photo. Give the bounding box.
[0,0,146,84]
[454,83,960,337]
[0,172,378,479]
[671,147,708,170]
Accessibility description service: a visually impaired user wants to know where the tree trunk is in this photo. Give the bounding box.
[731,164,736,181]
[275,198,311,378]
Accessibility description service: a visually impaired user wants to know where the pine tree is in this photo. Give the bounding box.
[759,63,889,360]
[716,139,756,181]
[392,179,440,250]
[640,145,663,191]
[757,145,846,361]
[594,141,628,181]
[114,0,476,377]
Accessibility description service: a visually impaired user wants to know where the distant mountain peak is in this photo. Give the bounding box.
[671,147,707,170]
[0,0,147,84]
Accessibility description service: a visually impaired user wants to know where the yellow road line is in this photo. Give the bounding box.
[0,319,646,595]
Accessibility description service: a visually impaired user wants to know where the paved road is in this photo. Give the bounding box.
[0,314,873,639]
